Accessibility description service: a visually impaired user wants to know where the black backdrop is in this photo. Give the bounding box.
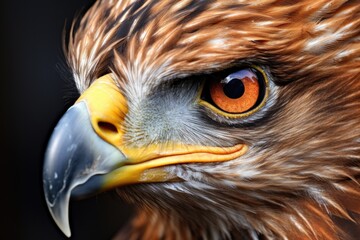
[1,1,132,239]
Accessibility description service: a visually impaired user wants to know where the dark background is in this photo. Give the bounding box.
[1,1,132,239]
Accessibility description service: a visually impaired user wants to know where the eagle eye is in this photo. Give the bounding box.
[199,66,268,117]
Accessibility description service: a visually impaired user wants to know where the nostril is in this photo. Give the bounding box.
[97,121,118,134]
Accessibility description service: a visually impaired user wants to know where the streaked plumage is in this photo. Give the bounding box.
[46,0,360,239]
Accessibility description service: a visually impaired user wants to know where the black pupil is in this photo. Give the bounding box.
[223,78,245,99]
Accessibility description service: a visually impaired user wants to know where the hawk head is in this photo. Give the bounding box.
[43,0,360,239]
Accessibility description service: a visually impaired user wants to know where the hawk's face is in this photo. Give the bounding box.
[43,0,360,239]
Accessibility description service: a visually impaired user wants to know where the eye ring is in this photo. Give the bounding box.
[198,66,269,118]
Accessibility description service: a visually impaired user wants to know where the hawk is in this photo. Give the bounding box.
[43,0,360,239]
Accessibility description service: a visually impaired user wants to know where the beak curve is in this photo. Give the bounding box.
[43,101,126,237]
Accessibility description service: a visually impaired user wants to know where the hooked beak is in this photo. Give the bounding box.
[43,74,247,237]
[43,101,125,236]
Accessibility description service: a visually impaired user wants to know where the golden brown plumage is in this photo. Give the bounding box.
[46,0,360,239]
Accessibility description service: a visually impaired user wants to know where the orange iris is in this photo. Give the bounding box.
[209,70,260,113]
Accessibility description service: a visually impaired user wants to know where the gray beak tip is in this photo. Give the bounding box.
[56,218,72,238]
[59,221,72,238]
[45,192,72,238]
